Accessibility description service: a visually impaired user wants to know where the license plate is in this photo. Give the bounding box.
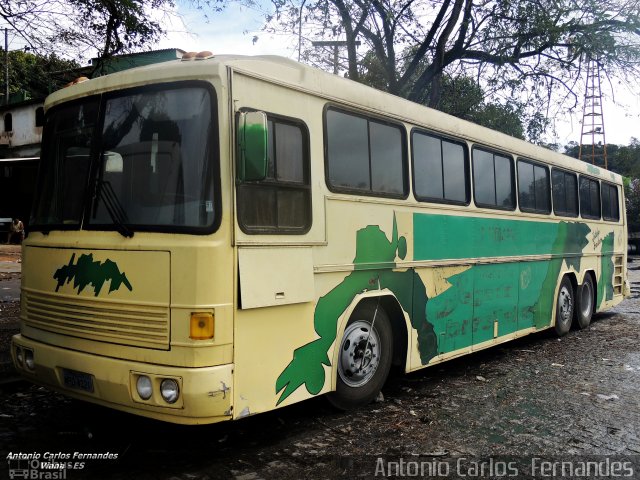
[62,369,94,393]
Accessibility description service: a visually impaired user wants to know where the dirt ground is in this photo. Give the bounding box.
[1,257,639,479]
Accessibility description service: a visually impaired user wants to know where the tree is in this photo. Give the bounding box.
[564,138,640,179]
[265,0,640,140]
[354,50,527,136]
[0,50,79,99]
[427,74,526,138]
[627,178,640,232]
[0,0,178,64]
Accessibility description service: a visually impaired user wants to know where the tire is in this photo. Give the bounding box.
[554,276,574,337]
[327,301,393,410]
[574,274,594,329]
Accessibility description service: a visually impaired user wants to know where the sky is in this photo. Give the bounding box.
[153,1,639,147]
[154,2,295,57]
[4,1,639,146]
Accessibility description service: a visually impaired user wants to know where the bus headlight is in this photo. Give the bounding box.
[136,375,153,400]
[24,349,35,371]
[160,378,180,404]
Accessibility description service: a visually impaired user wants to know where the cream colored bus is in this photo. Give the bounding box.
[12,54,629,424]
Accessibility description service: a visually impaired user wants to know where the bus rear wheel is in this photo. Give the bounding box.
[327,302,393,410]
[574,274,594,329]
[554,276,574,337]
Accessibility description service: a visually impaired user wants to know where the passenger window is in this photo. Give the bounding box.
[413,131,468,204]
[326,108,406,197]
[517,159,550,214]
[551,169,579,217]
[579,176,601,220]
[237,115,311,233]
[601,182,620,222]
[472,147,515,209]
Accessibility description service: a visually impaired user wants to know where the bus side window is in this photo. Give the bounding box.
[551,168,579,217]
[472,147,515,210]
[412,130,468,205]
[602,182,620,222]
[579,176,601,220]
[325,108,407,198]
[517,159,551,214]
[237,114,311,234]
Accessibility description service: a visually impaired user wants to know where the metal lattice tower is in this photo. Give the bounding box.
[578,58,608,169]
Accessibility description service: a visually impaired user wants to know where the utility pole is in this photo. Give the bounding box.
[311,40,360,75]
[298,0,307,62]
[4,28,8,105]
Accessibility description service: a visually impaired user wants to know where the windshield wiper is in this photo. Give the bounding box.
[95,180,134,238]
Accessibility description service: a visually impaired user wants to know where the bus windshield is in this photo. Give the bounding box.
[32,84,217,234]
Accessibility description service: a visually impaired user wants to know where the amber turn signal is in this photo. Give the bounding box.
[190,312,214,340]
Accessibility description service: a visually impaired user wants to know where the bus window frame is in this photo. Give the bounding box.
[516,157,552,215]
[83,80,222,236]
[551,167,580,219]
[410,127,471,207]
[30,94,102,232]
[601,181,621,223]
[471,145,517,212]
[578,174,602,221]
[235,108,312,235]
[323,104,409,200]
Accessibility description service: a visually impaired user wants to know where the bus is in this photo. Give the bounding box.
[12,54,629,424]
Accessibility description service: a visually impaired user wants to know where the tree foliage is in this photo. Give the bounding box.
[564,138,640,179]
[0,50,79,99]
[0,0,174,63]
[426,74,525,138]
[627,178,640,232]
[266,0,640,141]
[360,46,528,137]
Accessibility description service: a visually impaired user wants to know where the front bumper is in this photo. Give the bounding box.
[11,334,233,425]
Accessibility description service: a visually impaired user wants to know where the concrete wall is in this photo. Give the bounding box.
[0,102,44,151]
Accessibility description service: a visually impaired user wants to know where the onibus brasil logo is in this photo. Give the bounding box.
[53,253,133,296]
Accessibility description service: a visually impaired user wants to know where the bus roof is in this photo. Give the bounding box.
[45,54,623,185]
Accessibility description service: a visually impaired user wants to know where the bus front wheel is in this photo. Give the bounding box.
[554,276,574,336]
[574,274,594,329]
[328,302,393,410]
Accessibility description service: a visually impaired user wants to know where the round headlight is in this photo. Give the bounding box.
[160,378,179,404]
[24,350,35,371]
[15,347,23,367]
[136,375,153,400]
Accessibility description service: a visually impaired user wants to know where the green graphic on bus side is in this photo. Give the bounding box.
[275,213,594,405]
[53,253,133,296]
[415,216,590,346]
[275,217,437,405]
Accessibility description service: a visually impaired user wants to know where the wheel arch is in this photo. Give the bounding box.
[552,270,578,328]
[579,269,596,287]
[566,271,578,294]
[583,269,597,301]
[330,291,412,391]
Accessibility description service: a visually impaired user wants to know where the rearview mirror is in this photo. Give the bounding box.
[237,111,268,182]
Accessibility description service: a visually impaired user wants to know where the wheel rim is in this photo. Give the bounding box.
[581,281,593,318]
[558,285,573,324]
[337,321,381,388]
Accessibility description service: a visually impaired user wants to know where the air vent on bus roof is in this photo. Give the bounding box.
[181,51,214,61]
